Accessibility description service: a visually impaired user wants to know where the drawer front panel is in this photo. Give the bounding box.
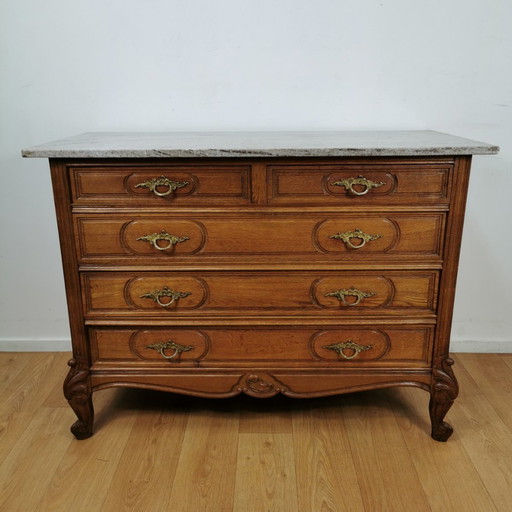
[70,165,251,205]
[83,271,438,317]
[268,163,452,205]
[74,213,445,263]
[90,326,433,368]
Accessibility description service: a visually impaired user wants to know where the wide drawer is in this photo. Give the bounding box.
[268,161,452,205]
[69,164,251,205]
[82,271,438,317]
[90,325,434,368]
[74,213,445,264]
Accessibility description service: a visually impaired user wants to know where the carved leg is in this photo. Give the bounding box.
[63,358,94,439]
[429,357,459,442]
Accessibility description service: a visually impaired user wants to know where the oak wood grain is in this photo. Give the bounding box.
[168,405,239,512]
[234,434,298,512]
[292,398,365,512]
[391,386,498,512]
[70,164,251,206]
[341,390,432,511]
[0,408,72,512]
[100,395,189,512]
[448,355,512,511]
[1,353,511,512]
[36,389,137,512]
[82,270,438,317]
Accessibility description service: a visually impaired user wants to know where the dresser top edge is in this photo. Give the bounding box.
[21,130,499,159]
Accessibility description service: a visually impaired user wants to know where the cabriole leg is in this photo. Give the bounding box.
[63,358,94,439]
[429,357,459,442]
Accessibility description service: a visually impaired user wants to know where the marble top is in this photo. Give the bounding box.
[21,131,499,158]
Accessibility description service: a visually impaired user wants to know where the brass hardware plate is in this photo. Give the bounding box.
[140,286,191,307]
[137,230,189,251]
[146,340,194,360]
[331,175,385,195]
[135,176,189,197]
[323,340,373,360]
[325,288,376,306]
[329,228,382,249]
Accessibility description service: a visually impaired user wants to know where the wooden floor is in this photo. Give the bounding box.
[0,353,511,512]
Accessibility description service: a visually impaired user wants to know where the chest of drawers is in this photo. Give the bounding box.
[23,131,498,441]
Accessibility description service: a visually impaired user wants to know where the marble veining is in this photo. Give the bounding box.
[21,130,499,158]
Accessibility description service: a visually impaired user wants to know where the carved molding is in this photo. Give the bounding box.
[429,356,459,442]
[63,358,94,440]
[237,373,284,397]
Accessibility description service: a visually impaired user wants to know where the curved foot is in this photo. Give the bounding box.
[63,358,94,440]
[70,419,94,440]
[429,357,459,442]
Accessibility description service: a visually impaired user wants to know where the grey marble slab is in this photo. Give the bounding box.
[21,131,499,158]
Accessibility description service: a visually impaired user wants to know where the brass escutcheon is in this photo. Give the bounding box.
[329,228,382,249]
[135,176,189,197]
[146,340,194,360]
[136,230,189,251]
[323,340,373,360]
[331,175,385,196]
[325,288,376,306]
[140,286,191,308]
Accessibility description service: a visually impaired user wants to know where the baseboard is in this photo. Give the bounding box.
[451,339,512,353]
[0,338,71,352]
[1,337,511,353]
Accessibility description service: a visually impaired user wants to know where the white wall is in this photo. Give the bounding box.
[1,0,511,352]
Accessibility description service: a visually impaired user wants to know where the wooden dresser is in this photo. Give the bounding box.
[23,131,498,441]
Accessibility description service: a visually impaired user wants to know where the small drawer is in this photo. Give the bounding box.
[268,162,452,205]
[69,164,251,205]
[89,325,434,368]
[74,212,445,264]
[82,271,439,317]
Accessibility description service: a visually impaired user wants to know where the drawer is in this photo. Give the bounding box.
[69,164,251,205]
[74,213,445,264]
[90,325,434,368]
[82,271,439,317]
[268,162,452,205]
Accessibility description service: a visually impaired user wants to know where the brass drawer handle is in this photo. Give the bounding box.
[331,175,385,196]
[137,230,189,251]
[329,228,381,249]
[140,286,191,307]
[146,340,194,360]
[135,176,189,197]
[323,340,373,360]
[325,288,375,306]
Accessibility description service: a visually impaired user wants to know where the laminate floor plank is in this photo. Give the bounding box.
[391,386,497,512]
[0,352,27,390]
[234,433,298,512]
[100,391,189,512]
[341,390,432,512]
[0,407,72,512]
[0,353,66,460]
[292,398,365,512]
[2,352,512,512]
[42,352,74,408]
[35,388,136,512]
[457,354,512,434]
[499,353,512,371]
[168,399,240,512]
[238,395,293,433]
[448,354,512,512]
